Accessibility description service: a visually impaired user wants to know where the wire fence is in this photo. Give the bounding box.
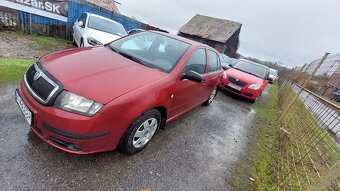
[276,53,340,190]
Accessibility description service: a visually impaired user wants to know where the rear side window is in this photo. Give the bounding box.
[184,49,207,75]
[207,50,219,72]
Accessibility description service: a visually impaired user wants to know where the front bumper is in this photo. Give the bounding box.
[219,79,260,101]
[17,80,118,154]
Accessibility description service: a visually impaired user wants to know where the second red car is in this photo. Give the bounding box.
[219,59,270,102]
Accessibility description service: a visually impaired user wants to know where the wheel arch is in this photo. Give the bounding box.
[153,106,167,130]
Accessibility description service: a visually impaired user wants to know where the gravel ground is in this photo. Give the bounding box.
[0,33,39,59]
[0,83,270,191]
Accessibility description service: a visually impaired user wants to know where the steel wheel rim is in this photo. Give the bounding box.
[132,118,158,148]
[208,89,217,103]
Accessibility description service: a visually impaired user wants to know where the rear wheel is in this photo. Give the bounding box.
[118,109,161,154]
[72,37,77,46]
[203,88,217,106]
[80,39,84,47]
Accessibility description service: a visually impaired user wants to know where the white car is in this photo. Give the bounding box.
[268,68,278,83]
[72,12,128,47]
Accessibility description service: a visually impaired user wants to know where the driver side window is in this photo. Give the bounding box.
[184,49,207,75]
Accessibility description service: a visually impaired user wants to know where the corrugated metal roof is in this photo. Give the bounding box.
[178,14,241,43]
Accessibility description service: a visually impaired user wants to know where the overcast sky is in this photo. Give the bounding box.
[118,0,340,66]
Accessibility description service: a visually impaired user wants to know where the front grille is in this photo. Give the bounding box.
[25,64,60,105]
[228,77,247,87]
[225,85,242,94]
[244,92,254,97]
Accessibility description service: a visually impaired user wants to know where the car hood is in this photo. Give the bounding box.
[86,28,123,44]
[39,47,167,104]
[226,68,265,85]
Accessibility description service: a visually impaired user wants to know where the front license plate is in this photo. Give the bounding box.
[228,83,241,91]
[15,90,32,126]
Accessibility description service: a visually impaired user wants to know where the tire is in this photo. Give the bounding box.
[203,87,218,106]
[80,39,84,47]
[72,37,77,46]
[250,96,259,103]
[118,109,161,154]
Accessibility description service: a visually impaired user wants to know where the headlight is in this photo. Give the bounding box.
[54,91,103,116]
[87,37,103,46]
[223,71,227,79]
[248,84,261,90]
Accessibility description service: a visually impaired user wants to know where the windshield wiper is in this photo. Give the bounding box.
[107,45,151,68]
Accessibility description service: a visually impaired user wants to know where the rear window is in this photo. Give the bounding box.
[207,50,219,73]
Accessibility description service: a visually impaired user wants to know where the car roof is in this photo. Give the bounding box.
[85,12,122,25]
[150,30,211,48]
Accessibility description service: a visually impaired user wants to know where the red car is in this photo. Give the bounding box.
[219,59,270,102]
[15,31,223,154]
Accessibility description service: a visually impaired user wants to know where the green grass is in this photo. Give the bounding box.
[0,58,34,84]
[30,34,73,56]
[280,89,340,190]
[231,83,279,190]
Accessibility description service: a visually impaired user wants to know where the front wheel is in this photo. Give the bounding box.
[203,88,218,106]
[118,109,161,154]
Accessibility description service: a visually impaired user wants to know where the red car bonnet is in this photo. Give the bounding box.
[39,47,168,104]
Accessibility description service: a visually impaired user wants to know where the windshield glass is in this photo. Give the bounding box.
[88,16,127,36]
[108,32,190,73]
[219,54,239,66]
[233,60,268,79]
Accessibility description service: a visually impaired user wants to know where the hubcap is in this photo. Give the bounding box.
[208,89,217,103]
[132,118,158,148]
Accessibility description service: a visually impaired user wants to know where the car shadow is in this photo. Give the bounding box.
[218,87,254,104]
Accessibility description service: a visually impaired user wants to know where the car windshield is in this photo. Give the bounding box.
[88,16,127,36]
[108,32,190,73]
[220,54,239,66]
[233,60,268,79]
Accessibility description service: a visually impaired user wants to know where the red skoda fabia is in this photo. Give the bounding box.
[15,31,223,154]
[219,59,270,103]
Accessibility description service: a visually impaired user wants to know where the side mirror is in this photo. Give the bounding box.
[182,70,203,83]
[78,21,84,28]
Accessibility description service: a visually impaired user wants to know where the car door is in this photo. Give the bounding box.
[73,13,87,46]
[168,48,207,118]
[203,49,223,97]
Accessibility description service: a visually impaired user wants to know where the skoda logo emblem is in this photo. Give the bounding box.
[33,71,41,81]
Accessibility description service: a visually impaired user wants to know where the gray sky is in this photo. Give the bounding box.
[118,0,340,66]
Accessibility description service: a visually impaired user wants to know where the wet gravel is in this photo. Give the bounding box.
[0,84,270,191]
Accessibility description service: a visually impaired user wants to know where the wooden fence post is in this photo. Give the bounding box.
[29,13,32,34]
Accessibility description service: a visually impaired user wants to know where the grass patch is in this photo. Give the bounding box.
[0,58,34,84]
[231,83,279,190]
[30,34,73,57]
[279,88,340,190]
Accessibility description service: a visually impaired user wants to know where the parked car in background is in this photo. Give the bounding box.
[219,54,239,70]
[268,68,278,83]
[72,12,128,47]
[16,31,223,155]
[219,59,270,103]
